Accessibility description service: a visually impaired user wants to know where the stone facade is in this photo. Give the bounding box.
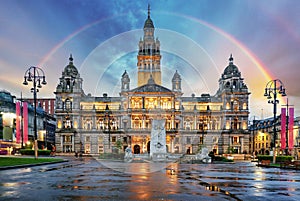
[54,9,250,155]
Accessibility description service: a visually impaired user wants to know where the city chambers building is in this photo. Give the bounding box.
[54,9,251,155]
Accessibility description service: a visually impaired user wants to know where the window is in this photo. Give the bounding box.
[98,145,104,153]
[134,101,140,108]
[233,137,238,144]
[65,98,72,110]
[64,116,72,128]
[112,136,116,143]
[199,137,203,144]
[98,136,103,143]
[98,119,104,130]
[186,137,191,144]
[64,136,71,143]
[85,136,90,142]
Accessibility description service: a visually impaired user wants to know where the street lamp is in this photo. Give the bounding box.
[23,66,47,159]
[105,104,112,152]
[264,79,286,163]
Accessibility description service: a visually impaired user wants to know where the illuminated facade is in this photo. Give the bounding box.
[54,9,251,155]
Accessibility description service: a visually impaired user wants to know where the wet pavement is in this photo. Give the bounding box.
[0,157,300,201]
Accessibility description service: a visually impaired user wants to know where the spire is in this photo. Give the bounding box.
[144,4,154,28]
[148,4,150,18]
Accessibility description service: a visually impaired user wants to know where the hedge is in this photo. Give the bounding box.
[257,155,293,163]
[214,155,234,162]
[20,149,51,156]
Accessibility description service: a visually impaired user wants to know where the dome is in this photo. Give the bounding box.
[63,54,79,77]
[144,17,154,28]
[223,54,240,77]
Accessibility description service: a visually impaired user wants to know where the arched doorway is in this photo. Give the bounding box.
[134,145,140,154]
[147,141,150,153]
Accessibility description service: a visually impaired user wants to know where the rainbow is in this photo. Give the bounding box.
[38,10,286,106]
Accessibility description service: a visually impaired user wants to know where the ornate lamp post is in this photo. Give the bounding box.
[23,66,47,159]
[264,79,286,163]
[105,104,112,152]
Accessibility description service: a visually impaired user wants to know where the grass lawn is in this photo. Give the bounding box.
[0,157,63,167]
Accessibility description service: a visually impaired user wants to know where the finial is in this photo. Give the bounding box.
[69,54,73,63]
[148,4,151,18]
[229,54,233,64]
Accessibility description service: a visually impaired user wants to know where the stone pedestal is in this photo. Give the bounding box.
[150,119,167,160]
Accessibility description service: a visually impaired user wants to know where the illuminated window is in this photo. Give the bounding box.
[64,136,71,142]
[134,101,140,108]
[233,137,238,143]
[97,119,104,130]
[65,98,72,110]
[98,136,103,143]
[199,137,203,144]
[148,100,154,109]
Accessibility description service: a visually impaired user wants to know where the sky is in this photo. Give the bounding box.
[0,0,299,119]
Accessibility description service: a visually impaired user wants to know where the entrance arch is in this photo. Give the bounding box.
[134,145,140,154]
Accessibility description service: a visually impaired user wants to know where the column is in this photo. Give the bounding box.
[194,114,197,130]
[72,134,75,152]
[241,137,244,154]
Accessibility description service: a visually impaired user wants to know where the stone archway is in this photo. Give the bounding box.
[134,145,140,154]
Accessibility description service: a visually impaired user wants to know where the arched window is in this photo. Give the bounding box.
[243,103,247,110]
[233,100,239,111]
[84,119,92,130]
[233,118,238,130]
[97,119,104,130]
[65,98,72,111]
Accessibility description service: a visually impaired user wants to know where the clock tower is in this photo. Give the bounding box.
[137,5,161,86]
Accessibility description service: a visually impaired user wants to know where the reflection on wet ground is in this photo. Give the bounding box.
[0,157,299,200]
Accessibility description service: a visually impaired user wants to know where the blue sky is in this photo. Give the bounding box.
[0,0,299,118]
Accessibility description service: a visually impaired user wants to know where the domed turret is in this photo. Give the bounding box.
[121,70,130,91]
[222,54,241,78]
[172,70,182,92]
[55,54,83,94]
[63,54,79,77]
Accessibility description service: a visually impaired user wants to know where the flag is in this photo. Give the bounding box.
[288,108,294,149]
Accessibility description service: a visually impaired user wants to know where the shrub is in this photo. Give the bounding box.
[257,155,293,163]
[214,155,233,162]
[20,149,51,156]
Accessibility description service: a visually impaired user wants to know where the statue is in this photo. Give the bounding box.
[124,146,133,162]
[195,147,211,163]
